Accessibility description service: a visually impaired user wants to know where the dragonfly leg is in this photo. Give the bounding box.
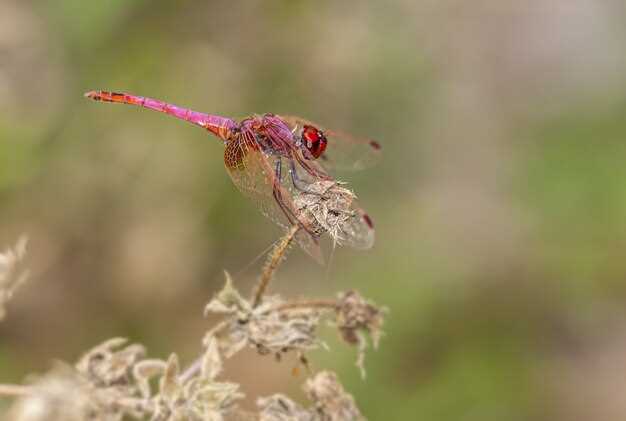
[271,177,297,226]
[271,178,318,238]
[289,160,322,196]
[275,157,283,183]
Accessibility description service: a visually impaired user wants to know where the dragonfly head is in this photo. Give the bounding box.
[301,125,327,160]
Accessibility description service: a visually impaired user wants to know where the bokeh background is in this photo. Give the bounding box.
[2,0,626,419]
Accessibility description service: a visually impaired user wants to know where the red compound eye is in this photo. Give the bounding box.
[302,125,327,159]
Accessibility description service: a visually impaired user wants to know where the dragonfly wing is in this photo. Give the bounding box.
[340,204,375,249]
[279,115,382,172]
[224,137,323,262]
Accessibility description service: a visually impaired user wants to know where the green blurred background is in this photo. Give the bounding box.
[2,1,626,419]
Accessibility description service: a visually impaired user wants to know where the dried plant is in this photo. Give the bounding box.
[1,226,385,420]
[257,371,364,421]
[293,181,373,249]
[0,236,29,322]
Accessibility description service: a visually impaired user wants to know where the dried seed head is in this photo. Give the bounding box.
[257,394,313,421]
[6,361,148,421]
[204,277,323,359]
[258,371,365,421]
[304,371,365,421]
[251,295,322,356]
[209,295,323,359]
[76,337,146,388]
[335,291,387,378]
[153,346,243,420]
[336,291,385,348]
[294,181,372,248]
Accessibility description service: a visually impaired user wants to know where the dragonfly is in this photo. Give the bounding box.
[84,91,380,262]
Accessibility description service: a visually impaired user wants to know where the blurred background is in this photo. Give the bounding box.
[1,0,626,419]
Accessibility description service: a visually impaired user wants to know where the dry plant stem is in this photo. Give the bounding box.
[0,384,33,397]
[251,224,299,308]
[274,299,339,312]
[179,358,203,384]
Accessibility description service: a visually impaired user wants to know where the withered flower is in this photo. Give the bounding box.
[304,371,365,421]
[151,340,243,421]
[294,181,373,249]
[334,291,386,378]
[257,394,314,421]
[204,273,323,359]
[257,372,365,421]
[8,339,150,421]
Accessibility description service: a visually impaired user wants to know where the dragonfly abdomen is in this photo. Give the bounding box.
[85,90,235,141]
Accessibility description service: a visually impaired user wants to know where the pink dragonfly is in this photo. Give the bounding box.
[84,91,380,261]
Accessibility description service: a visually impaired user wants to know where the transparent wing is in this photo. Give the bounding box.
[223,136,323,262]
[279,115,382,172]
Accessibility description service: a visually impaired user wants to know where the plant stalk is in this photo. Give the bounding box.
[251,225,299,308]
